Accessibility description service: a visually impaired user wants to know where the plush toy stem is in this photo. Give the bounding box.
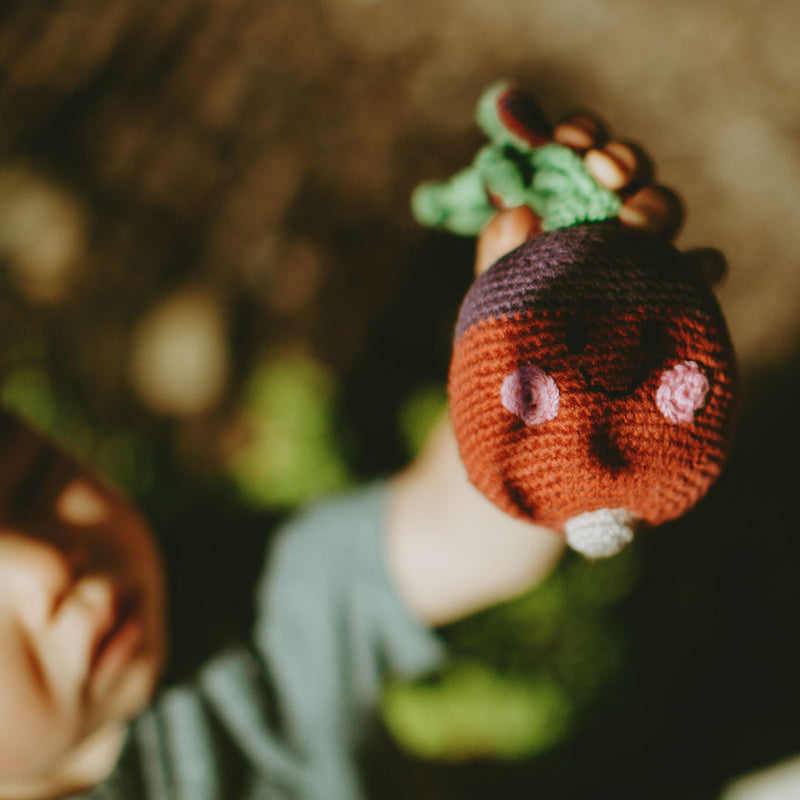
[411,82,621,237]
[475,81,552,150]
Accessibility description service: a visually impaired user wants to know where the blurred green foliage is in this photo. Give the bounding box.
[398,384,448,457]
[228,354,353,508]
[382,547,639,760]
[1,366,60,432]
[383,662,572,760]
[1,365,157,495]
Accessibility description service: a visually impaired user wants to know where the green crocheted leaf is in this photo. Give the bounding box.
[410,167,495,237]
[473,145,530,208]
[412,82,622,236]
[528,144,622,231]
[411,142,621,236]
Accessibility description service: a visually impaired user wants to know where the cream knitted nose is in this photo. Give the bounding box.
[564,508,638,558]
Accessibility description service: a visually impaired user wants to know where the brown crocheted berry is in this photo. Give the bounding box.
[449,221,736,548]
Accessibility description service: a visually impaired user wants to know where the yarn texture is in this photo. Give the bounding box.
[449,221,737,535]
[413,81,738,556]
[500,364,560,426]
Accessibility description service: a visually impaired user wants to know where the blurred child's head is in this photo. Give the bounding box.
[0,413,166,798]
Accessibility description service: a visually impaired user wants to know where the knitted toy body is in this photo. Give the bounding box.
[414,81,737,557]
[450,221,737,557]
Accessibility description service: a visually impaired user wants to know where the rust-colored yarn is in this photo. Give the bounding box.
[449,220,737,532]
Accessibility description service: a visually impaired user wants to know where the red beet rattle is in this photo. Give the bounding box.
[413,83,737,557]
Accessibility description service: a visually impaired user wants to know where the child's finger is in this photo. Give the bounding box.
[584,141,654,193]
[618,185,684,239]
[553,112,607,153]
[475,206,540,276]
[481,83,552,149]
[684,247,728,286]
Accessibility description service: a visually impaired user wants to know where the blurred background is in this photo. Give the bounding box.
[0,0,798,797]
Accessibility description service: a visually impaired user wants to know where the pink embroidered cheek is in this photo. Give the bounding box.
[656,360,710,424]
[501,364,560,426]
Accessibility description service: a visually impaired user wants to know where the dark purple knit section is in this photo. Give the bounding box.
[455,221,716,341]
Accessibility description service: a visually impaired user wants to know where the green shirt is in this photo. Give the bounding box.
[71,484,443,799]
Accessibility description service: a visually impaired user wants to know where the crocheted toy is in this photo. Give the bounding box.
[413,83,737,558]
